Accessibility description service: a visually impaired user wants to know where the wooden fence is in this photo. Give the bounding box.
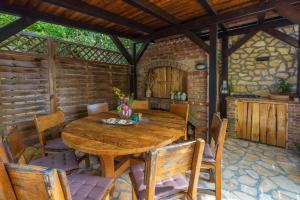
[0,33,130,145]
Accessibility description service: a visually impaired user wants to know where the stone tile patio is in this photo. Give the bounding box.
[25,138,300,200]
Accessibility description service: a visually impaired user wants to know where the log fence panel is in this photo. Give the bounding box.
[0,33,130,145]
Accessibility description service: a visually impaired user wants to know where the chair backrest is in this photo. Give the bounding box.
[0,162,71,200]
[132,100,149,110]
[33,109,65,145]
[144,139,205,199]
[0,126,26,164]
[87,102,109,116]
[170,103,189,124]
[209,113,228,162]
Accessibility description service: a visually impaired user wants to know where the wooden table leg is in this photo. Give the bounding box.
[98,155,115,178]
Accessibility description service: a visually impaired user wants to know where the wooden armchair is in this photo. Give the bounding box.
[200,113,228,200]
[87,102,109,116]
[130,139,205,200]
[0,125,79,173]
[0,162,113,200]
[132,100,149,110]
[33,109,69,155]
[170,103,190,140]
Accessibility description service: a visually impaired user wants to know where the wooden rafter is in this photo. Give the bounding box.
[0,2,138,40]
[136,40,150,63]
[263,28,298,48]
[124,0,178,25]
[197,0,227,30]
[228,30,258,56]
[0,17,37,42]
[183,30,210,53]
[275,1,300,24]
[44,0,153,34]
[110,35,133,65]
[139,0,300,41]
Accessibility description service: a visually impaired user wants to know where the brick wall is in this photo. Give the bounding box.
[137,35,209,128]
[288,103,300,150]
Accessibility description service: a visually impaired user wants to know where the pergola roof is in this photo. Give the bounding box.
[2,0,299,42]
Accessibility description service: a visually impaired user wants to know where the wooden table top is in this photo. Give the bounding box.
[61,110,186,156]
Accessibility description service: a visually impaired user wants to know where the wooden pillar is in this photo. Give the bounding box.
[47,39,57,113]
[221,34,228,118]
[130,42,138,98]
[209,23,218,139]
[297,26,300,96]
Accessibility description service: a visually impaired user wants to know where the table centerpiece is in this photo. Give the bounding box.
[113,87,134,119]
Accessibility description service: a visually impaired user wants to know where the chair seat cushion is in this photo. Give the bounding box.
[131,162,188,200]
[29,150,78,171]
[67,173,113,200]
[45,137,70,151]
[203,143,215,163]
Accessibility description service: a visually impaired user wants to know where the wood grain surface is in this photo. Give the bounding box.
[62,110,186,156]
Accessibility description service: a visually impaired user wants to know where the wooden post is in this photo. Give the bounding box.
[209,23,218,140]
[47,39,57,113]
[221,34,228,118]
[130,42,138,98]
[297,26,300,96]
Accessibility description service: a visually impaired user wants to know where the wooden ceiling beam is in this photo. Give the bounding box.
[44,0,154,34]
[0,17,37,42]
[110,35,133,65]
[139,0,300,41]
[263,28,298,48]
[197,0,227,30]
[275,1,300,24]
[183,30,210,53]
[124,0,178,25]
[0,2,138,40]
[228,30,258,55]
[135,40,150,63]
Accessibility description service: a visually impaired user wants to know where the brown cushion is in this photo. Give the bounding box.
[29,150,78,171]
[131,162,188,200]
[67,173,113,200]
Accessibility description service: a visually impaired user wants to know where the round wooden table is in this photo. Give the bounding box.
[61,110,186,178]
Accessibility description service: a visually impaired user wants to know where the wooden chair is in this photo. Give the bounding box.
[132,100,149,110]
[87,102,109,116]
[0,125,79,173]
[33,109,69,155]
[130,139,205,200]
[200,113,228,200]
[0,162,113,200]
[170,103,190,140]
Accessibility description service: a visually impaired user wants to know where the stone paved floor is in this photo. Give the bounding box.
[25,138,300,200]
[111,138,300,200]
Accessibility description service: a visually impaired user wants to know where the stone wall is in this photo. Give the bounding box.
[137,35,208,128]
[228,26,298,96]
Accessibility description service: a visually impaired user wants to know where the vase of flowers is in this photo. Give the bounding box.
[113,87,134,119]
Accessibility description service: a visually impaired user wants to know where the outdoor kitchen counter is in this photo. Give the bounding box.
[226,96,300,150]
[226,96,300,105]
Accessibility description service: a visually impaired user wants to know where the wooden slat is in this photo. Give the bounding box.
[267,104,276,145]
[236,101,244,138]
[251,103,259,142]
[242,102,248,139]
[276,104,287,147]
[246,102,252,140]
[259,103,270,144]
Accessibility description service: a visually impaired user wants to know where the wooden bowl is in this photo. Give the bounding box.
[269,94,290,101]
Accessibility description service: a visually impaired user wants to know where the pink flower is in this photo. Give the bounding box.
[124,97,129,102]
[123,105,129,111]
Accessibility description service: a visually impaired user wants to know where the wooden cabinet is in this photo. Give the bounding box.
[236,101,287,147]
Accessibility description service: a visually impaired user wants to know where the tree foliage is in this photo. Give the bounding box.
[0,13,132,51]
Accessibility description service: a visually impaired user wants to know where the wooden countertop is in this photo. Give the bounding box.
[226,96,300,105]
